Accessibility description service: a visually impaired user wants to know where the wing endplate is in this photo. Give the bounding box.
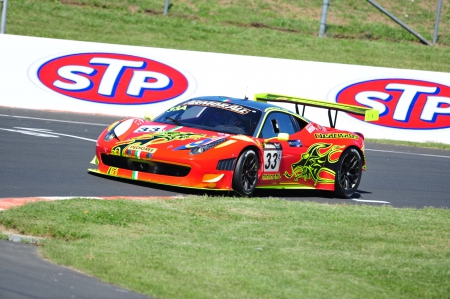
[254,93,379,122]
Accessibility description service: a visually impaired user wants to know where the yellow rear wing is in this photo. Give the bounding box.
[255,93,379,128]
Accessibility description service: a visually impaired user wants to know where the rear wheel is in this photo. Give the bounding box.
[232,149,259,196]
[334,147,362,198]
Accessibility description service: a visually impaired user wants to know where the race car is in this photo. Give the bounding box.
[89,93,378,198]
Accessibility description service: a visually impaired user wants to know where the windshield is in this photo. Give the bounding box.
[154,100,262,136]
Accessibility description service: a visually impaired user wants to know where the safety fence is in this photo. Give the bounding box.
[319,0,444,45]
[0,0,7,34]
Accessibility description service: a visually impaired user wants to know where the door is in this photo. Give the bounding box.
[257,111,313,187]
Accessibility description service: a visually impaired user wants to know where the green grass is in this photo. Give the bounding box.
[367,139,450,151]
[5,0,450,72]
[1,197,449,299]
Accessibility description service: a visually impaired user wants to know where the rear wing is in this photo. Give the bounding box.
[254,93,379,128]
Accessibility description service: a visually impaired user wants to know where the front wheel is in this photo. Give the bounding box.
[334,147,362,198]
[232,149,259,196]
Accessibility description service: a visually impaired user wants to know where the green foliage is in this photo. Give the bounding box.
[1,198,449,298]
[6,0,450,72]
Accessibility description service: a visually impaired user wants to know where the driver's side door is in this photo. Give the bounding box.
[257,111,311,187]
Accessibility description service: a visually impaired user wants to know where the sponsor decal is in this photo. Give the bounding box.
[30,52,196,104]
[305,123,315,133]
[127,145,157,153]
[124,145,157,159]
[186,100,251,115]
[333,78,450,130]
[263,143,282,150]
[288,140,302,147]
[314,133,358,139]
[261,173,281,181]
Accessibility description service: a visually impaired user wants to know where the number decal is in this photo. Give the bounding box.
[167,105,187,112]
[134,125,167,133]
[107,167,119,176]
[271,153,279,169]
[263,150,281,172]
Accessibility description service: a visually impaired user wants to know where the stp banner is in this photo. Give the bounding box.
[0,34,449,144]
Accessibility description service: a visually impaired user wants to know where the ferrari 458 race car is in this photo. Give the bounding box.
[89,93,379,198]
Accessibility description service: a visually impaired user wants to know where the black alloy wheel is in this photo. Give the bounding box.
[232,149,259,196]
[334,147,363,198]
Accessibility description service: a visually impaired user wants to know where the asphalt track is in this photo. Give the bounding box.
[1,106,449,208]
[1,106,449,298]
[0,239,153,299]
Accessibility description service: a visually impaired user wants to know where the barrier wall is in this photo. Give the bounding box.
[1,34,449,144]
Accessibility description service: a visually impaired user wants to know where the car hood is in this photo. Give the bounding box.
[108,119,258,154]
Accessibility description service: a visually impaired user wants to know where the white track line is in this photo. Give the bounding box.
[15,127,97,142]
[0,113,108,126]
[365,148,450,159]
[0,127,59,137]
[351,199,391,204]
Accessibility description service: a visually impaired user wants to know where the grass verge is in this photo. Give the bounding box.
[367,139,450,151]
[0,232,8,240]
[1,197,449,299]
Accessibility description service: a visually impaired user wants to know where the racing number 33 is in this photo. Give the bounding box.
[264,147,281,172]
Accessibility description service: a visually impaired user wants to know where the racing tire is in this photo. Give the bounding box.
[232,149,259,196]
[334,147,363,199]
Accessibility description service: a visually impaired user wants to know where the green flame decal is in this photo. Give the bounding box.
[112,131,207,155]
[284,143,344,186]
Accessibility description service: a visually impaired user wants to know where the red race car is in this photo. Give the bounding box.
[89,93,378,198]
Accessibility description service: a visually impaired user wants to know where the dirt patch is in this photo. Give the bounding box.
[226,21,302,33]
[128,5,140,14]
[60,0,85,7]
[0,225,21,236]
[144,8,161,15]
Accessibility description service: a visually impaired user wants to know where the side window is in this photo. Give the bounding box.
[259,112,299,138]
[291,115,308,131]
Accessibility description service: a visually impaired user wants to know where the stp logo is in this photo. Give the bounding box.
[35,53,194,104]
[334,78,450,129]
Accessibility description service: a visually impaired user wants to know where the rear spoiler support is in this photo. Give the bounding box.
[328,109,338,128]
[255,93,379,128]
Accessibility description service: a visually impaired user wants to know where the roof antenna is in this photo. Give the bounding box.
[244,86,249,100]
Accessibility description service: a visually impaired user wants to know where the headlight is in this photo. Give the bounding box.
[104,131,116,141]
[189,137,227,155]
[103,121,121,141]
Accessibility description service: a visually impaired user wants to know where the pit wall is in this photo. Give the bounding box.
[1,34,449,144]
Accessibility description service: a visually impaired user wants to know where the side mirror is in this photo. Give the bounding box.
[144,112,154,121]
[277,133,289,141]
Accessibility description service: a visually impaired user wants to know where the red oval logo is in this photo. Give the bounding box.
[335,78,450,129]
[37,53,192,104]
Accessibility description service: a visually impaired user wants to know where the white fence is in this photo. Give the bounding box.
[0,34,449,144]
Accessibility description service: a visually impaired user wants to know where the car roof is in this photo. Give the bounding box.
[188,96,290,112]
